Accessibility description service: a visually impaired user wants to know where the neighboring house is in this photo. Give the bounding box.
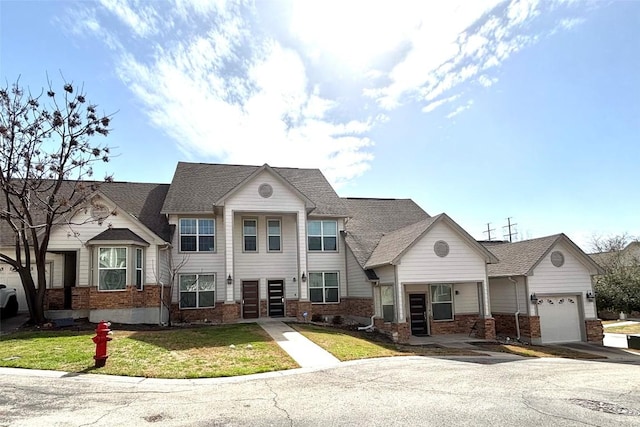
[483,235,604,344]
[0,162,604,344]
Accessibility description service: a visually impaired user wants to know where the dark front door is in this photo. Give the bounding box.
[242,281,259,319]
[268,280,285,317]
[409,294,428,336]
[63,252,77,310]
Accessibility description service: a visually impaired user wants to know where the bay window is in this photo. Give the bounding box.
[98,247,127,291]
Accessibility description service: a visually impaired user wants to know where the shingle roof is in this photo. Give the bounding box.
[98,182,171,241]
[481,233,608,277]
[364,213,499,269]
[162,162,347,216]
[0,181,171,246]
[482,234,561,277]
[365,216,440,268]
[343,198,430,268]
[87,228,149,245]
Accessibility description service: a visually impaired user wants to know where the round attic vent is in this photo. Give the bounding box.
[550,251,565,267]
[434,240,449,257]
[258,183,273,198]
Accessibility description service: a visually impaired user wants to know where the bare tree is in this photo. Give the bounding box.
[0,77,113,324]
[590,233,640,316]
[154,250,189,326]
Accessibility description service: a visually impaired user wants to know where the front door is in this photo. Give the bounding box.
[409,294,428,336]
[267,280,285,317]
[242,281,259,319]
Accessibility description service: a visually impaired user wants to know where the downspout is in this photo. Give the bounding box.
[508,276,520,340]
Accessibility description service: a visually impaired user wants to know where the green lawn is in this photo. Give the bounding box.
[289,323,482,361]
[0,323,297,378]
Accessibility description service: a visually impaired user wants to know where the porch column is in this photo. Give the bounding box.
[225,208,234,303]
[396,277,404,323]
[481,277,492,318]
[297,210,308,300]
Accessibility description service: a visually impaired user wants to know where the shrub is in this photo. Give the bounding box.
[332,315,343,325]
[311,313,324,322]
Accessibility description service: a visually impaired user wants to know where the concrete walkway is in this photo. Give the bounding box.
[257,320,340,369]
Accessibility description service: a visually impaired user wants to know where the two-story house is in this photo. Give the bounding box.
[0,162,604,344]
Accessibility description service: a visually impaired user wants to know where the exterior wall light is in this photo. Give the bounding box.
[227,274,232,285]
[586,291,595,301]
[530,293,538,303]
[301,272,306,282]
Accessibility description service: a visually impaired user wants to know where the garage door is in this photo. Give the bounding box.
[0,263,52,313]
[537,295,582,343]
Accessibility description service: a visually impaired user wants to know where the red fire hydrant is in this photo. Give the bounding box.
[92,320,112,368]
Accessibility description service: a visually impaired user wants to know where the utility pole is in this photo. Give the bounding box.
[503,217,518,242]
[483,223,495,241]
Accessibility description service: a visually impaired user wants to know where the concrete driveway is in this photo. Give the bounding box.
[0,313,29,336]
[1,356,639,426]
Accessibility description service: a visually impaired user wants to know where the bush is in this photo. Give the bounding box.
[332,315,343,325]
[311,313,324,322]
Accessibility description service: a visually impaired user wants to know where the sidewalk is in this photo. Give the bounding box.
[257,320,340,369]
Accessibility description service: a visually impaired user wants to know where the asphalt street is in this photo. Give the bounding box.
[1,356,639,426]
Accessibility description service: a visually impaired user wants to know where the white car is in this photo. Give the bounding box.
[0,284,19,318]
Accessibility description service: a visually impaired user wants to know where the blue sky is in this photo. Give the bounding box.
[1,0,638,251]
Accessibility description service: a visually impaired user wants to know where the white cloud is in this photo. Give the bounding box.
[64,0,592,185]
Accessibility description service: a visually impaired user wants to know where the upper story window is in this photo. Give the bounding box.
[243,219,258,252]
[267,219,281,252]
[98,247,127,291]
[135,248,144,290]
[308,220,337,251]
[180,218,215,252]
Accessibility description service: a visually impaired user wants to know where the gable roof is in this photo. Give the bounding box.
[0,181,171,246]
[86,228,149,246]
[483,234,603,277]
[365,213,499,269]
[342,198,430,268]
[589,241,640,268]
[97,182,171,242]
[162,162,347,216]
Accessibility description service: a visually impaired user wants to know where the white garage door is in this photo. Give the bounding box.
[537,295,582,343]
[0,263,52,313]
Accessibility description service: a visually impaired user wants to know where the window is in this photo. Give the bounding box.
[135,248,144,290]
[267,219,281,252]
[431,284,453,321]
[308,220,337,251]
[381,285,394,322]
[180,218,215,252]
[179,274,215,308]
[243,219,257,252]
[98,247,127,291]
[309,272,339,303]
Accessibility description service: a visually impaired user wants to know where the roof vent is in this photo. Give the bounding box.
[434,240,449,258]
[550,251,565,267]
[258,183,273,198]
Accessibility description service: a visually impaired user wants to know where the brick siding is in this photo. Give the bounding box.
[585,319,604,344]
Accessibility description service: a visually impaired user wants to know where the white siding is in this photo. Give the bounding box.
[0,256,55,312]
[308,218,347,297]
[397,221,487,284]
[345,246,372,298]
[223,169,308,301]
[376,265,396,284]
[168,213,225,302]
[453,282,480,314]
[48,196,163,289]
[528,241,597,318]
[489,277,528,313]
[233,214,299,299]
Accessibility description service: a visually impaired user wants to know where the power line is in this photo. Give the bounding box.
[483,223,495,240]
[503,217,518,242]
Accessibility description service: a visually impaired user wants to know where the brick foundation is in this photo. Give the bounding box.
[430,314,481,335]
[494,313,540,341]
[475,317,496,340]
[375,319,411,343]
[72,287,90,309]
[44,289,65,310]
[585,319,604,344]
